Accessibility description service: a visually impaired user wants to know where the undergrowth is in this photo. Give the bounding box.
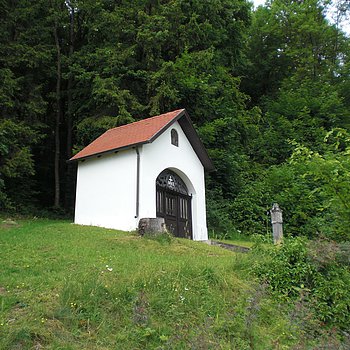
[251,237,350,347]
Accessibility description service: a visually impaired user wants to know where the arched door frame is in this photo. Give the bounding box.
[156,169,193,239]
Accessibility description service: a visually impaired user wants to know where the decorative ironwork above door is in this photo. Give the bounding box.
[156,170,188,195]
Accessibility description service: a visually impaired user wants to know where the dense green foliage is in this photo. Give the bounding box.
[0,0,252,213]
[232,129,350,241]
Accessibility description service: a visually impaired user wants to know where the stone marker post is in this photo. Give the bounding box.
[270,203,283,244]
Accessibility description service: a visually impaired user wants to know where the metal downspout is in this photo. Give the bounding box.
[135,147,140,218]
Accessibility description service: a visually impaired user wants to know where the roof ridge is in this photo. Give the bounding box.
[106,109,184,133]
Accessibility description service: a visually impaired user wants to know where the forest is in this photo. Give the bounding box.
[1,0,349,240]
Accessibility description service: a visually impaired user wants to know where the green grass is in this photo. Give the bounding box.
[0,219,303,349]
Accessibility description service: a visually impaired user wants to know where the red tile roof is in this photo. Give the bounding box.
[70,109,185,161]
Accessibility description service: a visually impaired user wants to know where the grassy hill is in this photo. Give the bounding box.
[0,219,336,349]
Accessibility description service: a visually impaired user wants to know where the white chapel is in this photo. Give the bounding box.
[70,109,213,241]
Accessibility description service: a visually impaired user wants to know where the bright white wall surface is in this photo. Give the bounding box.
[139,121,208,241]
[74,149,138,231]
[74,121,208,240]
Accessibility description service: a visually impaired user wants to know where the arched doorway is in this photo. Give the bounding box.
[156,169,192,239]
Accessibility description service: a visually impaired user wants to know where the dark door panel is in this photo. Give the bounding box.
[156,186,192,239]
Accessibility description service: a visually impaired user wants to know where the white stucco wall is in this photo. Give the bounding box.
[74,121,208,240]
[74,149,138,231]
[139,122,208,240]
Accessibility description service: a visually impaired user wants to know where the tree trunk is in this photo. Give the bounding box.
[65,3,75,210]
[53,18,61,208]
[66,3,74,159]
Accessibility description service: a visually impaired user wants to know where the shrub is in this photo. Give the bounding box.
[252,237,350,330]
[231,163,322,237]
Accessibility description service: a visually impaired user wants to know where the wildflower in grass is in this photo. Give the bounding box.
[105,264,113,271]
[179,295,185,302]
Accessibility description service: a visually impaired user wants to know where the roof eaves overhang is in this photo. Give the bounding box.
[178,111,215,171]
[68,141,148,163]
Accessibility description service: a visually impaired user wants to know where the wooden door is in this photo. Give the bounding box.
[156,186,192,239]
